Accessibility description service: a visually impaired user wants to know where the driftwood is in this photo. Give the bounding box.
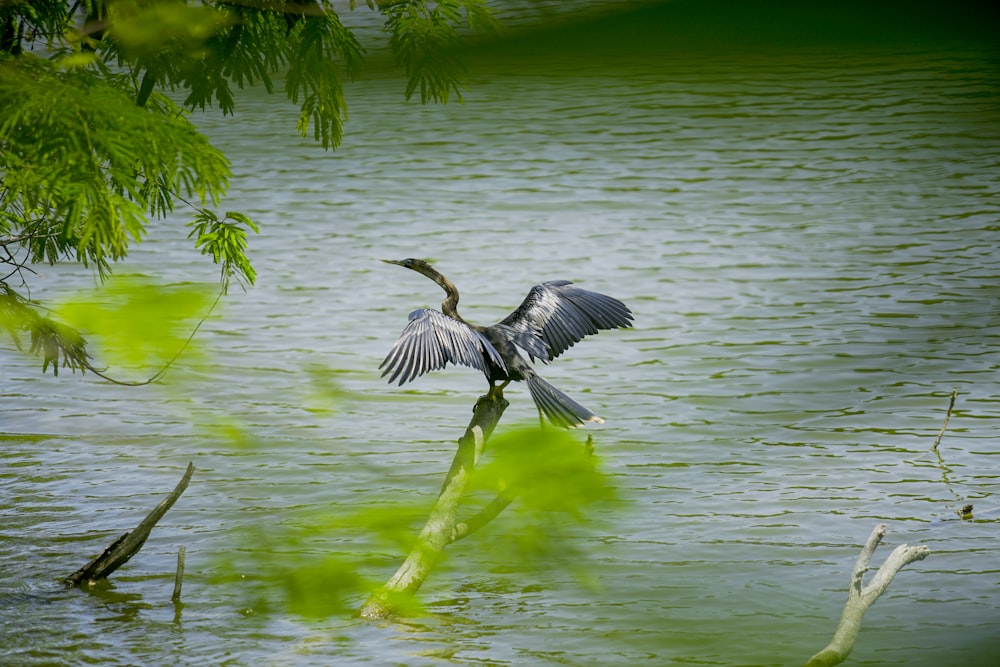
[805,524,930,667]
[65,462,194,588]
[359,390,509,620]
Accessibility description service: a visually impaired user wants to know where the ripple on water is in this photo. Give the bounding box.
[3,41,1000,666]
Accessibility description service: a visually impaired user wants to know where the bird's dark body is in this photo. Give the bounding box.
[480,327,530,383]
[379,258,632,428]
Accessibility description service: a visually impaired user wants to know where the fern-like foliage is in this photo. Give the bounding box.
[187,210,260,294]
[0,55,231,277]
[0,284,92,376]
[0,0,498,376]
[97,1,368,150]
[381,0,499,103]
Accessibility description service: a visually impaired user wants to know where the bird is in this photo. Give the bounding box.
[379,258,633,428]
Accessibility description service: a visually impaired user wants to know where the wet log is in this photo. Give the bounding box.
[65,462,194,588]
[805,523,930,667]
[359,390,508,620]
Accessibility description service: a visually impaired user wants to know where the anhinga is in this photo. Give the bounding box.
[379,258,633,428]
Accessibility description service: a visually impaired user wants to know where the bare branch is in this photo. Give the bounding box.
[805,524,930,667]
[931,388,958,451]
[359,390,509,620]
[65,463,195,587]
[452,492,513,542]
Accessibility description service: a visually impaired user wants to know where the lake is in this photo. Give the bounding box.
[2,4,999,665]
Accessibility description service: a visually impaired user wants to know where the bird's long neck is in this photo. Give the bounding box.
[427,268,463,322]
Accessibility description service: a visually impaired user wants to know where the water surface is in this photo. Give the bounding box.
[2,14,1000,667]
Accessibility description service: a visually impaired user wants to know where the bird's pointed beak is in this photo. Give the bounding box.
[380,258,403,266]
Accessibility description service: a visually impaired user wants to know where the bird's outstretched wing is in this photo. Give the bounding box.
[380,308,506,385]
[499,280,633,361]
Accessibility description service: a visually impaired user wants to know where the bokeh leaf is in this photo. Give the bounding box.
[56,275,214,370]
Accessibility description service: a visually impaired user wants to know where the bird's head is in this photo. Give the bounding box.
[380,258,455,296]
[380,257,438,278]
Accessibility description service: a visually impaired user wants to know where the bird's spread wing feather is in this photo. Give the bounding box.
[380,308,505,385]
[500,280,633,361]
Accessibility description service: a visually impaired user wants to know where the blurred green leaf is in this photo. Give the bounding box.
[468,426,619,574]
[474,426,617,516]
[56,52,99,69]
[106,2,231,56]
[56,275,214,370]
[218,498,432,618]
[301,364,356,414]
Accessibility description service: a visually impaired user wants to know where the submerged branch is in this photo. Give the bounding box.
[919,389,969,510]
[172,545,187,602]
[931,388,958,451]
[805,523,930,667]
[65,463,194,588]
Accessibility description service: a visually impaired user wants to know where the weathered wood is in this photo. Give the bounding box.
[805,524,930,667]
[65,462,194,588]
[172,545,187,602]
[359,391,508,620]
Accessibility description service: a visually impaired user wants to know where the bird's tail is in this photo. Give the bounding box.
[525,372,604,429]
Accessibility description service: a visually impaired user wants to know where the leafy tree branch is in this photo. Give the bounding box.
[0,0,498,377]
[188,209,260,294]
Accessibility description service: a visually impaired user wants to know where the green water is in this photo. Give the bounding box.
[2,3,999,665]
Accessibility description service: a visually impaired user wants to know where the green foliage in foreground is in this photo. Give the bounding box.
[57,276,214,371]
[223,426,619,618]
[0,0,497,377]
[470,426,619,574]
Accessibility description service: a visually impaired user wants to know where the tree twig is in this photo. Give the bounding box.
[65,463,195,587]
[931,388,958,451]
[805,524,930,667]
[452,492,514,542]
[920,389,970,510]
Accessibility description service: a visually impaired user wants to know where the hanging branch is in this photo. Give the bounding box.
[359,389,509,620]
[805,523,930,667]
[65,463,195,588]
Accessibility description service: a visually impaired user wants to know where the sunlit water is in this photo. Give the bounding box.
[3,33,1000,667]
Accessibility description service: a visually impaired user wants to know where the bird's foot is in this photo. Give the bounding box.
[487,381,509,400]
